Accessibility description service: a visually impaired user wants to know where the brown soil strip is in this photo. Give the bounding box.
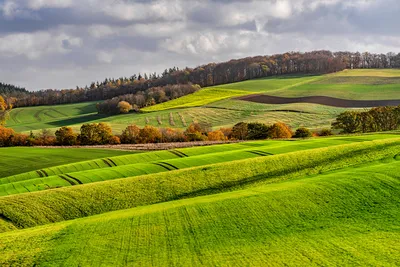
[238,95,400,108]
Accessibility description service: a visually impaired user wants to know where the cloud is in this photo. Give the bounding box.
[0,0,399,90]
[0,31,81,59]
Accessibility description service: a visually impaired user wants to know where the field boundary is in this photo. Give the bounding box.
[238,94,400,108]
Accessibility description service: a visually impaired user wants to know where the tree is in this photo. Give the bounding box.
[231,122,248,140]
[293,127,312,138]
[268,122,293,139]
[0,125,15,146]
[120,125,140,144]
[55,126,77,145]
[139,125,162,143]
[118,101,132,114]
[247,122,270,140]
[78,123,114,145]
[0,95,10,125]
[318,129,333,136]
[207,130,226,141]
[332,111,361,133]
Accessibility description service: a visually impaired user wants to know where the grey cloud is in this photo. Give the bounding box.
[0,0,399,90]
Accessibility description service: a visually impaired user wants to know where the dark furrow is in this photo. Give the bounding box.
[58,175,76,185]
[168,150,184,158]
[107,158,118,167]
[253,150,274,156]
[36,170,44,178]
[175,150,189,157]
[153,163,172,171]
[41,170,49,177]
[65,174,83,185]
[247,151,269,157]
[160,162,179,170]
[102,159,112,168]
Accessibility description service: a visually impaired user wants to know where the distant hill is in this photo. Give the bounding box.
[8,50,400,108]
[7,69,400,133]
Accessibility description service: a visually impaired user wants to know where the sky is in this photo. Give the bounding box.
[1,0,399,90]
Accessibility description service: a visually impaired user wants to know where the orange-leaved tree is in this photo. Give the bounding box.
[268,122,293,139]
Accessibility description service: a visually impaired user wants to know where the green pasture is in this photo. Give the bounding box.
[1,152,399,266]
[1,134,399,196]
[0,147,136,178]
[1,137,399,232]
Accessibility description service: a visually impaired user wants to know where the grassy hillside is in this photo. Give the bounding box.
[6,101,101,132]
[1,137,399,232]
[1,134,398,197]
[1,154,399,266]
[5,69,400,133]
[0,147,136,178]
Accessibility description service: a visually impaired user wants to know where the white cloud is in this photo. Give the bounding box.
[0,32,81,59]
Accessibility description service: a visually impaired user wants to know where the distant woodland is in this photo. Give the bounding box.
[2,50,400,109]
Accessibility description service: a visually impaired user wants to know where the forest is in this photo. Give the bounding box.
[2,50,400,109]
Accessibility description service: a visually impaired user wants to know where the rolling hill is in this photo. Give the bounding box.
[1,135,400,266]
[5,69,400,133]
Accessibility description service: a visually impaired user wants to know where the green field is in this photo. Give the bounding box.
[0,147,136,178]
[6,69,400,133]
[1,135,400,266]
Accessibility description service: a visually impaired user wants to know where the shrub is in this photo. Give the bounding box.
[231,122,248,140]
[120,125,141,144]
[160,128,186,142]
[293,127,312,138]
[118,101,132,114]
[207,130,226,141]
[318,129,334,136]
[139,125,162,143]
[247,122,271,140]
[55,127,78,145]
[78,123,114,145]
[0,126,15,146]
[268,122,292,139]
[332,111,361,133]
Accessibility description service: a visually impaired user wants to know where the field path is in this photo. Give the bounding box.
[238,94,400,108]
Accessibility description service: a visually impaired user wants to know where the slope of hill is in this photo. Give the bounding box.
[5,69,400,133]
[1,138,399,266]
[0,147,137,178]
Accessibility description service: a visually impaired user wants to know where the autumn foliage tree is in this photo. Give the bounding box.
[55,126,78,145]
[268,122,293,139]
[207,130,226,141]
[118,101,132,114]
[0,95,10,125]
[138,125,162,143]
[120,125,141,144]
[78,123,114,145]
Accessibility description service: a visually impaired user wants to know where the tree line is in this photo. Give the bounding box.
[3,50,400,109]
[0,120,334,147]
[332,106,400,133]
[96,83,200,115]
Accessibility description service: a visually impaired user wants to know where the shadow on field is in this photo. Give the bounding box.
[48,114,107,127]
